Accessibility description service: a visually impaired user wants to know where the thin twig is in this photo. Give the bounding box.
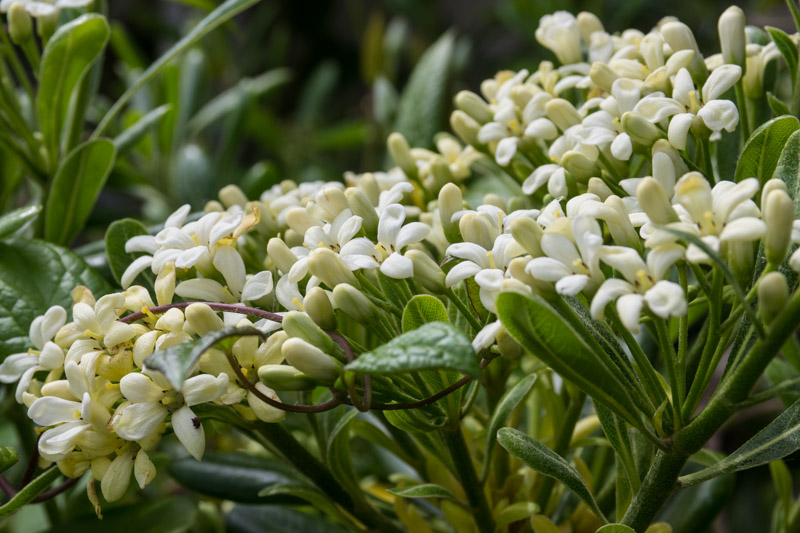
[31,475,80,503]
[0,476,15,499]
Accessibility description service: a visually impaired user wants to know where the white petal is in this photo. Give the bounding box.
[248,383,286,423]
[524,118,558,140]
[478,122,508,143]
[525,257,573,281]
[121,255,154,289]
[633,97,684,122]
[590,278,636,318]
[28,396,82,426]
[212,245,246,296]
[611,132,633,160]
[104,322,136,347]
[134,449,156,489]
[380,252,414,279]
[172,405,205,461]
[377,204,406,247]
[646,243,685,280]
[555,274,590,295]
[175,246,208,269]
[183,373,229,406]
[617,293,644,333]
[702,64,742,102]
[395,222,431,249]
[668,113,694,150]
[165,204,191,228]
[38,421,89,461]
[0,353,38,383]
[719,217,766,242]
[125,235,157,254]
[120,373,164,403]
[241,271,274,302]
[175,278,231,302]
[113,402,168,441]
[101,448,136,502]
[495,137,518,166]
[644,280,687,318]
[209,213,243,247]
[698,100,739,133]
[445,261,483,287]
[447,242,490,266]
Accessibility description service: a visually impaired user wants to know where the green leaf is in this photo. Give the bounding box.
[496,292,642,428]
[0,467,60,517]
[734,115,800,184]
[44,139,117,246]
[373,76,398,129]
[767,27,799,83]
[114,104,172,154]
[657,472,734,533]
[597,526,636,533]
[595,402,638,488]
[169,452,302,504]
[0,447,18,473]
[145,326,264,391]
[105,218,155,290]
[50,496,198,533]
[401,294,449,332]
[345,322,479,378]
[768,92,792,117]
[481,373,538,481]
[387,483,462,504]
[0,205,41,239]
[37,14,110,163]
[93,0,263,139]
[257,483,354,528]
[225,503,350,533]
[770,459,793,516]
[679,398,800,487]
[393,32,454,148]
[773,130,800,216]
[325,408,360,495]
[497,428,607,523]
[383,405,446,433]
[495,502,540,530]
[0,239,111,356]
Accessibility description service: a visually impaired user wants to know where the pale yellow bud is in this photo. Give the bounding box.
[764,189,794,266]
[405,250,446,292]
[577,12,604,43]
[254,331,287,367]
[450,110,482,147]
[37,11,58,42]
[267,238,297,274]
[545,98,581,132]
[718,6,746,68]
[589,62,618,92]
[8,4,33,45]
[387,132,418,178]
[184,303,224,336]
[454,90,493,123]
[285,207,319,235]
[587,177,613,200]
[155,261,176,306]
[459,212,495,249]
[636,177,680,225]
[281,338,343,384]
[303,287,336,330]
[332,283,377,324]
[622,112,664,146]
[510,217,544,257]
[439,183,463,242]
[758,271,789,323]
[345,188,379,236]
[561,150,597,179]
[282,311,342,360]
[307,248,358,288]
[258,364,316,391]
[317,186,349,217]
[219,184,249,208]
[660,21,708,81]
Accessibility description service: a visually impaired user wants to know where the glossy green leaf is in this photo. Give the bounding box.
[497,428,607,523]
[50,496,198,533]
[496,291,641,428]
[387,483,462,504]
[734,115,799,184]
[44,139,117,246]
[0,239,111,356]
[145,326,264,391]
[393,32,454,148]
[597,525,636,533]
[105,218,155,290]
[93,0,263,138]
[680,398,800,486]
[38,14,110,162]
[768,27,798,83]
[0,205,41,239]
[326,408,360,495]
[0,447,18,473]
[495,502,540,530]
[114,104,172,154]
[481,373,538,481]
[345,322,479,377]
[0,467,60,517]
[401,294,449,332]
[773,130,800,215]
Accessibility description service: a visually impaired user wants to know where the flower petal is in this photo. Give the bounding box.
[172,405,205,461]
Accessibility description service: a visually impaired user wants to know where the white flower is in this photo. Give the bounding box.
[536,11,583,65]
[478,97,526,166]
[445,234,524,288]
[287,209,362,283]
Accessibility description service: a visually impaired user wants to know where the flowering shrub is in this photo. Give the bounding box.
[3,0,800,531]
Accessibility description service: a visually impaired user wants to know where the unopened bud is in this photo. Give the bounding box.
[450,110,482,147]
[316,186,349,218]
[622,112,664,146]
[281,338,343,384]
[459,212,496,249]
[605,195,641,249]
[258,364,317,391]
[589,62,618,92]
[660,21,708,82]
[8,4,33,45]
[254,331,288,367]
[155,261,176,306]
[497,326,523,360]
[332,284,377,324]
[303,287,336,330]
[718,6,746,68]
[285,207,319,235]
[577,12,604,43]
[561,150,596,179]
[184,303,224,336]
[764,188,794,266]
[307,248,358,288]
[545,98,581,132]
[439,183,463,242]
[430,159,455,192]
[758,271,789,323]
[405,250,446,292]
[248,383,286,423]
[587,177,613,200]
[636,177,679,224]
[510,217,544,257]
[267,238,298,274]
[282,311,343,360]
[454,90,492,123]
[36,11,58,42]
[387,132,418,179]
[345,188,379,236]
[219,185,249,208]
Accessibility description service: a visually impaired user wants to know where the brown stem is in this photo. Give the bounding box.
[31,476,80,503]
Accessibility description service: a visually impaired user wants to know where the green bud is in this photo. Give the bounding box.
[510,217,543,257]
[764,188,794,266]
[258,364,317,391]
[429,159,454,192]
[8,4,33,45]
[282,311,343,361]
[454,90,492,123]
[438,183,463,243]
[254,331,287,366]
[345,187,379,236]
[545,98,581,132]
[387,132,418,179]
[450,110,482,147]
[36,11,58,43]
[589,61,618,93]
[185,303,224,336]
[405,250,446,293]
[587,177,613,200]
[561,150,596,179]
[497,326,523,360]
[758,271,788,323]
[267,238,298,274]
[307,248,358,288]
[636,177,679,225]
[622,112,664,146]
[332,283,377,324]
[281,338,343,384]
[303,287,336,330]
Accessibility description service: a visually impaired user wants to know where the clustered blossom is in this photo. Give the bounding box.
[4,6,800,508]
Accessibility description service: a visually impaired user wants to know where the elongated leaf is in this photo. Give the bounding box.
[393,32,454,148]
[595,402,637,486]
[597,526,636,533]
[387,483,462,504]
[401,294,449,332]
[496,292,641,428]
[50,497,198,533]
[497,428,607,523]
[768,27,798,83]
[44,139,117,246]
[105,218,155,289]
[114,104,172,154]
[0,239,111,356]
[145,325,264,390]
[93,0,263,138]
[495,502,540,530]
[225,503,349,533]
[768,92,792,117]
[734,115,799,184]
[345,321,479,377]
[38,14,110,162]
[481,373,538,481]
[773,130,800,215]
[680,398,800,486]
[0,205,41,239]
[257,483,353,528]
[326,408,360,495]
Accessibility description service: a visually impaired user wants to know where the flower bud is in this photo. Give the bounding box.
[282,311,343,361]
[454,90,492,123]
[248,383,286,423]
[510,217,544,257]
[660,21,708,82]
[589,61,618,92]
[345,187,379,236]
[285,207,319,235]
[763,188,794,266]
[36,11,58,42]
[307,248,358,288]
[405,249,446,292]
[450,110,482,147]
[636,177,680,224]
[577,12,604,43]
[267,238,298,274]
[587,177,612,200]
[258,364,316,391]
[758,271,788,323]
[622,112,664,146]
[254,331,288,366]
[545,98,581,131]
[281,338,343,384]
[332,283,377,324]
[303,287,336,330]
[316,186,349,219]
[219,184,248,208]
[718,6,746,69]
[387,132,418,179]
[185,303,225,336]
[8,4,33,45]
[439,183,463,242]
[429,159,454,192]
[496,326,523,360]
[459,212,496,249]
[561,150,596,179]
